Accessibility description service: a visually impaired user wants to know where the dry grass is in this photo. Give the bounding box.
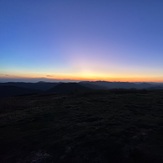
[0,90,163,162]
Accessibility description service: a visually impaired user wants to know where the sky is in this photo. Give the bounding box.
[0,0,163,82]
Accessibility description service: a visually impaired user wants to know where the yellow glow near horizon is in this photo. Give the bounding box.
[1,71,163,82]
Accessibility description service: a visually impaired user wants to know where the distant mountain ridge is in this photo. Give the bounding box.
[47,82,91,94]
[1,81,163,97]
[0,82,57,91]
[81,81,154,89]
[0,85,40,97]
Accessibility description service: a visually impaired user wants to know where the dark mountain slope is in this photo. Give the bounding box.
[47,83,91,94]
[79,81,107,90]
[0,86,40,97]
[90,81,153,89]
[0,82,57,91]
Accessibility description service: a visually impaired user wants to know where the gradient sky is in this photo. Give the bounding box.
[1,0,163,82]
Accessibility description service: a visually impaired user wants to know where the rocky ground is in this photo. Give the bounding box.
[0,90,163,163]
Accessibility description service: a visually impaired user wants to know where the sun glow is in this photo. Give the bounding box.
[1,70,163,83]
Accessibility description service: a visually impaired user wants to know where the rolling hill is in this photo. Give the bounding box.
[0,86,40,97]
[47,82,92,94]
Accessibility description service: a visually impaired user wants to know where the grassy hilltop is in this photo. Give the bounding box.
[0,90,163,162]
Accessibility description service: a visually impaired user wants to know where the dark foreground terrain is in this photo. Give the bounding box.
[0,90,163,163]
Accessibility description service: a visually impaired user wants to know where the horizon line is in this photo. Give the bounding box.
[0,78,163,83]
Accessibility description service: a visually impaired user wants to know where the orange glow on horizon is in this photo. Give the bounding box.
[1,72,163,82]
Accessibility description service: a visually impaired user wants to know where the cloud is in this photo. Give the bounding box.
[46,75,53,77]
[0,74,9,77]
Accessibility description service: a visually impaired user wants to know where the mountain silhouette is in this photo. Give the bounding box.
[0,86,40,97]
[47,83,91,94]
[79,81,107,90]
[0,82,57,91]
[1,81,163,98]
[87,81,153,89]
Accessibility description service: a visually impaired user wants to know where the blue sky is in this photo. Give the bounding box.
[1,0,163,82]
